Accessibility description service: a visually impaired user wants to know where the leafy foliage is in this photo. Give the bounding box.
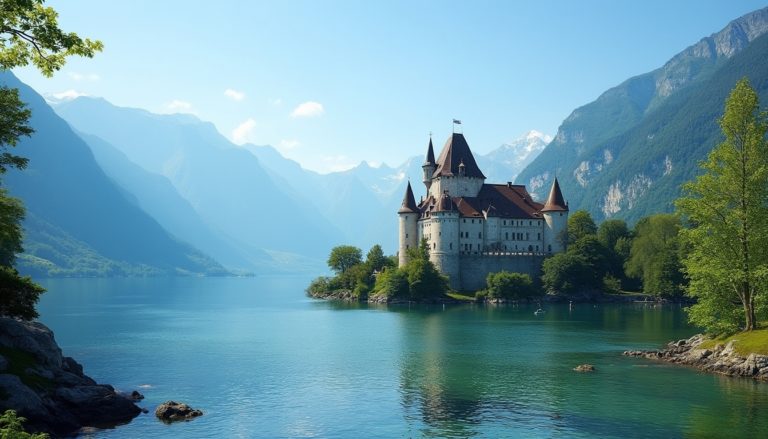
[677,78,768,333]
[0,0,102,76]
[567,210,597,244]
[541,252,592,294]
[483,271,537,300]
[372,267,408,299]
[625,214,685,297]
[0,409,48,438]
[0,265,43,319]
[0,86,32,174]
[327,245,362,275]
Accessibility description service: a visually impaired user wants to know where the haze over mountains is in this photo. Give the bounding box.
[5,5,768,276]
[516,6,768,223]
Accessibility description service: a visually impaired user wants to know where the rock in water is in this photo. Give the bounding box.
[0,317,142,436]
[155,401,203,423]
[574,364,596,372]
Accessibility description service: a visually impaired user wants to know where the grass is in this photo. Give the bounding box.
[698,328,768,356]
[446,292,476,302]
[0,347,53,392]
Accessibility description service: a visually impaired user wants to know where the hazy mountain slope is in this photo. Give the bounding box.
[516,7,768,206]
[0,72,226,276]
[79,132,262,272]
[55,98,343,259]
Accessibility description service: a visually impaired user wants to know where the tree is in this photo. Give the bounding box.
[0,0,102,320]
[365,244,389,273]
[625,214,685,298]
[403,239,449,299]
[597,219,630,251]
[567,210,597,243]
[677,78,768,333]
[485,271,536,300]
[541,252,591,294]
[327,245,362,275]
[0,410,48,438]
[372,267,409,299]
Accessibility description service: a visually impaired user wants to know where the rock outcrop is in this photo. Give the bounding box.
[155,401,203,423]
[624,334,768,381]
[0,317,142,437]
[574,364,596,372]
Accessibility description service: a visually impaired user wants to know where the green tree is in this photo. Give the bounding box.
[567,210,597,243]
[485,271,536,300]
[625,214,685,298]
[677,78,768,333]
[364,244,389,273]
[0,0,102,320]
[597,219,630,251]
[327,245,362,275]
[403,239,449,299]
[541,252,591,294]
[0,410,48,438]
[372,267,409,299]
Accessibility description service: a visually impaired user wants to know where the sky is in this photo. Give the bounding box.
[13,0,768,173]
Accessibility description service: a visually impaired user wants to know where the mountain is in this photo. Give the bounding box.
[0,72,226,277]
[477,130,551,184]
[54,98,344,263]
[516,6,768,222]
[77,131,263,272]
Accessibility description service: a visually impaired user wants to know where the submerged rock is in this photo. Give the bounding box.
[0,317,142,437]
[573,364,596,372]
[155,401,203,423]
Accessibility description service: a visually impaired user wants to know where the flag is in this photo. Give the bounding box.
[453,119,461,124]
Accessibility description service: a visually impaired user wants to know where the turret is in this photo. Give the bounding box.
[541,178,569,253]
[398,181,419,267]
[429,191,460,290]
[422,137,436,191]
[428,133,485,199]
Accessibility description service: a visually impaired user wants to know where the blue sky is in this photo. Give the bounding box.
[14,0,768,173]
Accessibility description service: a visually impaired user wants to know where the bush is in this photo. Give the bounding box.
[372,268,409,299]
[485,271,536,300]
[0,410,48,438]
[0,267,45,320]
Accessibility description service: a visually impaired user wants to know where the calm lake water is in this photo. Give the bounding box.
[36,276,768,438]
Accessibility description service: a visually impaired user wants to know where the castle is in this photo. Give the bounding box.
[397,132,569,291]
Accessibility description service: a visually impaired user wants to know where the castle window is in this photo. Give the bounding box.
[472,219,475,224]
[503,220,506,225]
[559,213,563,217]
[530,221,532,226]
[536,245,539,251]
[450,243,453,250]
[526,232,530,240]
[478,232,482,239]
[505,232,508,240]
[439,232,441,237]
[433,243,436,250]
[406,234,408,238]
[548,245,552,252]
[537,233,541,240]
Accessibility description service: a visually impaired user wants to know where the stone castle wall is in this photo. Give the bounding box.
[458,253,546,292]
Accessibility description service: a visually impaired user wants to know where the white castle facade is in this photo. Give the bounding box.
[397,132,569,291]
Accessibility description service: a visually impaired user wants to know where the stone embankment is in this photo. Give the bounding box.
[0,317,142,437]
[624,334,768,381]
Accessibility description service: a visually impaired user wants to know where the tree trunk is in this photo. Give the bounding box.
[743,294,755,331]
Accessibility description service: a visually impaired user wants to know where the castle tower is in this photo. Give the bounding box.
[541,178,569,253]
[398,181,419,267]
[422,137,436,191]
[428,133,485,199]
[430,192,460,290]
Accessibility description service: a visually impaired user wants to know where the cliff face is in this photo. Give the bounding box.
[516,7,768,223]
[0,317,141,437]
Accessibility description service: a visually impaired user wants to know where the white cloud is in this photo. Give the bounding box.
[231,118,257,145]
[68,72,100,81]
[52,89,88,100]
[279,139,300,151]
[165,100,194,113]
[291,101,324,118]
[224,88,245,101]
[270,98,283,106]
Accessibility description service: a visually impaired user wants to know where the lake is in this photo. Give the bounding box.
[36,276,768,438]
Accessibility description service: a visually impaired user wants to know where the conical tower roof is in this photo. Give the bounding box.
[398,181,418,214]
[424,137,435,165]
[541,178,568,212]
[433,133,485,179]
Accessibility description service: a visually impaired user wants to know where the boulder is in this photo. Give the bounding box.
[155,401,203,423]
[573,364,596,372]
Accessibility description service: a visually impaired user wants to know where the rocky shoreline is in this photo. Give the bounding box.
[624,334,768,381]
[0,317,142,437]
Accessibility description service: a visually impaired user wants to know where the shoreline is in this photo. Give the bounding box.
[624,334,768,381]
